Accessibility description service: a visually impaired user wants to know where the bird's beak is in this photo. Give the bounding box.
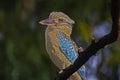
[39,18,56,26]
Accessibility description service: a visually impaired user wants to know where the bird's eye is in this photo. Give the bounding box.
[58,19,64,22]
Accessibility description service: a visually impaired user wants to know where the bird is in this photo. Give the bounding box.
[39,11,86,80]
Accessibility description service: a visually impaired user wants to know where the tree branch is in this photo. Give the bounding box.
[55,0,120,80]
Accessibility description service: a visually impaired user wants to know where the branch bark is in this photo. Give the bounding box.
[55,0,120,80]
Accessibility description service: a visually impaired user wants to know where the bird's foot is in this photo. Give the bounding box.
[78,47,84,53]
[59,70,63,74]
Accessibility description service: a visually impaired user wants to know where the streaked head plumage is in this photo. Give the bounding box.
[49,11,75,24]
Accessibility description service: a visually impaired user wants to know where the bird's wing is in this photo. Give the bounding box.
[58,32,86,79]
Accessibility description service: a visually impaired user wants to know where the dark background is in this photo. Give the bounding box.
[0,0,120,80]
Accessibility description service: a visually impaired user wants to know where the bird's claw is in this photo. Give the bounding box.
[78,47,84,53]
[59,70,63,74]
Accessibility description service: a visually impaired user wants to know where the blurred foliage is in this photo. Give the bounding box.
[0,0,119,80]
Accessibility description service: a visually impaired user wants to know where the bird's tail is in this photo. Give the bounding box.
[68,72,82,80]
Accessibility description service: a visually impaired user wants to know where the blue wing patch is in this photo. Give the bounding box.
[58,33,86,79]
[58,33,77,62]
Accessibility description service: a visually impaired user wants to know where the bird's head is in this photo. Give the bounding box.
[39,11,75,35]
[39,11,75,28]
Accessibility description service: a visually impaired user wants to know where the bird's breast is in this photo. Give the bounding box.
[45,28,71,69]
